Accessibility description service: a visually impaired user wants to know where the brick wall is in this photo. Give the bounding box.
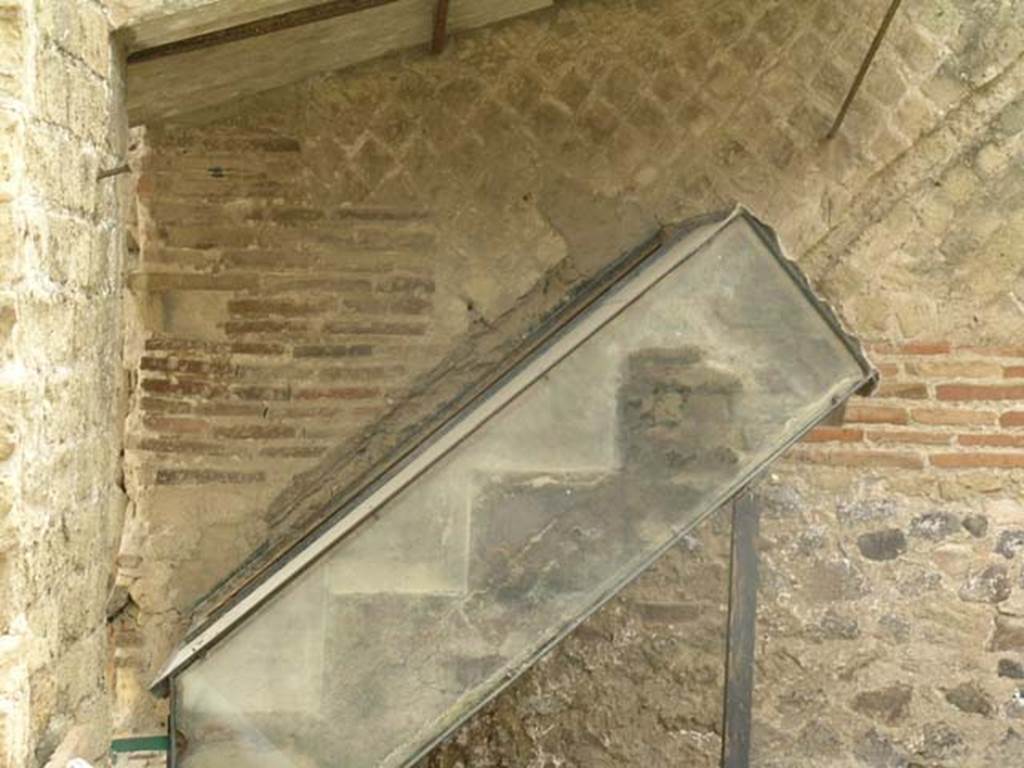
[799,343,1024,471]
[117,0,1024,763]
[115,129,456,718]
[0,1,125,766]
[128,160,442,473]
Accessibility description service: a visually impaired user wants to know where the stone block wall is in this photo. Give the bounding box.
[0,1,126,767]
[115,0,1024,764]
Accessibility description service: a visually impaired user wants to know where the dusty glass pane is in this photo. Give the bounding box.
[173,213,870,768]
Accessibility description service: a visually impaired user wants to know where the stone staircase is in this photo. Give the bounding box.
[162,210,874,768]
[311,348,744,767]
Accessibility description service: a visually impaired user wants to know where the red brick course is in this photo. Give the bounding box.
[930,453,1024,469]
[137,306,1024,477]
[957,433,1024,448]
[794,344,1024,472]
[911,408,997,426]
[936,384,1024,401]
[844,405,908,425]
[803,426,864,443]
[866,430,953,446]
[874,382,929,399]
[128,146,439,486]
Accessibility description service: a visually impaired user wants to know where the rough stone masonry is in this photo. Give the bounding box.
[113,0,1024,765]
[2,0,1024,766]
[0,1,126,767]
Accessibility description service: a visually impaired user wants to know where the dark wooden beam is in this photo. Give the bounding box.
[827,0,905,139]
[126,0,398,64]
[721,490,760,768]
[431,0,450,54]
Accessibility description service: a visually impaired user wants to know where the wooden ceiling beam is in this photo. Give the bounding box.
[127,0,399,63]
[119,0,330,52]
[431,0,449,54]
[126,0,553,125]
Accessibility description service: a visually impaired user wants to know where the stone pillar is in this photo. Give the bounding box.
[0,1,125,766]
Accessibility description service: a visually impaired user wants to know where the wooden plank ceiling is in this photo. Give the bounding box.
[121,0,552,124]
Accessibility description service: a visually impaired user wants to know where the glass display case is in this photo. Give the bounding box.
[154,208,875,768]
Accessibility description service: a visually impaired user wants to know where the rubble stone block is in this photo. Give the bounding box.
[857,529,908,561]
